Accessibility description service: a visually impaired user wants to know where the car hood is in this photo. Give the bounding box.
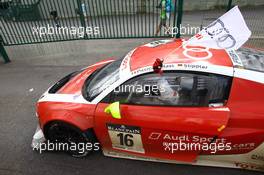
[55,58,115,95]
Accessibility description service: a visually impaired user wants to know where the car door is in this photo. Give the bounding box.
[94,72,232,162]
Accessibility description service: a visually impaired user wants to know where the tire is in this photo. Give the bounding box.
[44,121,95,158]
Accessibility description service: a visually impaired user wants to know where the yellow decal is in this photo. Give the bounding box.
[104,102,121,119]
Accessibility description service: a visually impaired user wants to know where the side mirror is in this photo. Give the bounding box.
[104,102,121,119]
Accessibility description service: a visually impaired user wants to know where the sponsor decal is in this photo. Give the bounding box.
[232,143,255,150]
[148,132,162,140]
[144,40,173,48]
[120,48,136,77]
[252,154,264,162]
[235,162,264,171]
[148,133,228,143]
[120,56,130,71]
[183,64,208,70]
[72,94,80,100]
[107,124,145,153]
[130,63,208,77]
[163,64,175,69]
[131,66,153,75]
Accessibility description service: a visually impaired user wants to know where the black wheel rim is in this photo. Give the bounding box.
[47,122,90,157]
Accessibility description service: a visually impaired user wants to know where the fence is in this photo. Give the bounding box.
[0,0,181,45]
[0,0,263,63]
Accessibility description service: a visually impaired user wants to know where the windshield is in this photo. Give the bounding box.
[85,59,122,101]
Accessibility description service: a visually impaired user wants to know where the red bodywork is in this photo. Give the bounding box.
[37,39,264,164]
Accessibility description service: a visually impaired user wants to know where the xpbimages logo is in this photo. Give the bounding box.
[114,84,166,96]
[32,140,100,154]
[32,24,100,38]
[163,140,232,154]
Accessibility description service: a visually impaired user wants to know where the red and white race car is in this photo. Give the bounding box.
[32,38,264,172]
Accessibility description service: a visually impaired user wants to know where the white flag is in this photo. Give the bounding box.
[187,6,251,50]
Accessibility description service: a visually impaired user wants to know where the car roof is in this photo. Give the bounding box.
[129,39,233,71]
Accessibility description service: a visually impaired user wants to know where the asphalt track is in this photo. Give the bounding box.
[0,39,263,175]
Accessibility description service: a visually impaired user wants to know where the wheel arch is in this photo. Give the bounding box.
[39,109,95,134]
[43,120,98,143]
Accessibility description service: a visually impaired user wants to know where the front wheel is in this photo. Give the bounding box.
[45,121,95,157]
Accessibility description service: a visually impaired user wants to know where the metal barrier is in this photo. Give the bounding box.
[0,0,263,63]
[0,0,184,63]
[0,35,10,63]
[0,0,181,45]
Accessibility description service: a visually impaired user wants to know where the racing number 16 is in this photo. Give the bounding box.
[117,133,134,147]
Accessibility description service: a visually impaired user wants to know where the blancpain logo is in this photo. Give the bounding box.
[107,124,140,134]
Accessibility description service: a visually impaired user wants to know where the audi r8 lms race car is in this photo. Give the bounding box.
[31,6,264,172]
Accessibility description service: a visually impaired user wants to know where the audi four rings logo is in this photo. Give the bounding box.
[205,19,236,49]
[182,43,213,60]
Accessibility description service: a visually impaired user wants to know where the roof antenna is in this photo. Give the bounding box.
[153,58,164,74]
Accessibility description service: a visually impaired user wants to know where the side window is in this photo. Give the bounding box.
[109,72,231,107]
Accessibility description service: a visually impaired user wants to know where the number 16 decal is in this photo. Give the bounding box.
[107,123,145,153]
[117,133,134,147]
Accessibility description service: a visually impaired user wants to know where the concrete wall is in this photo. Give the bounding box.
[4,39,153,65]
